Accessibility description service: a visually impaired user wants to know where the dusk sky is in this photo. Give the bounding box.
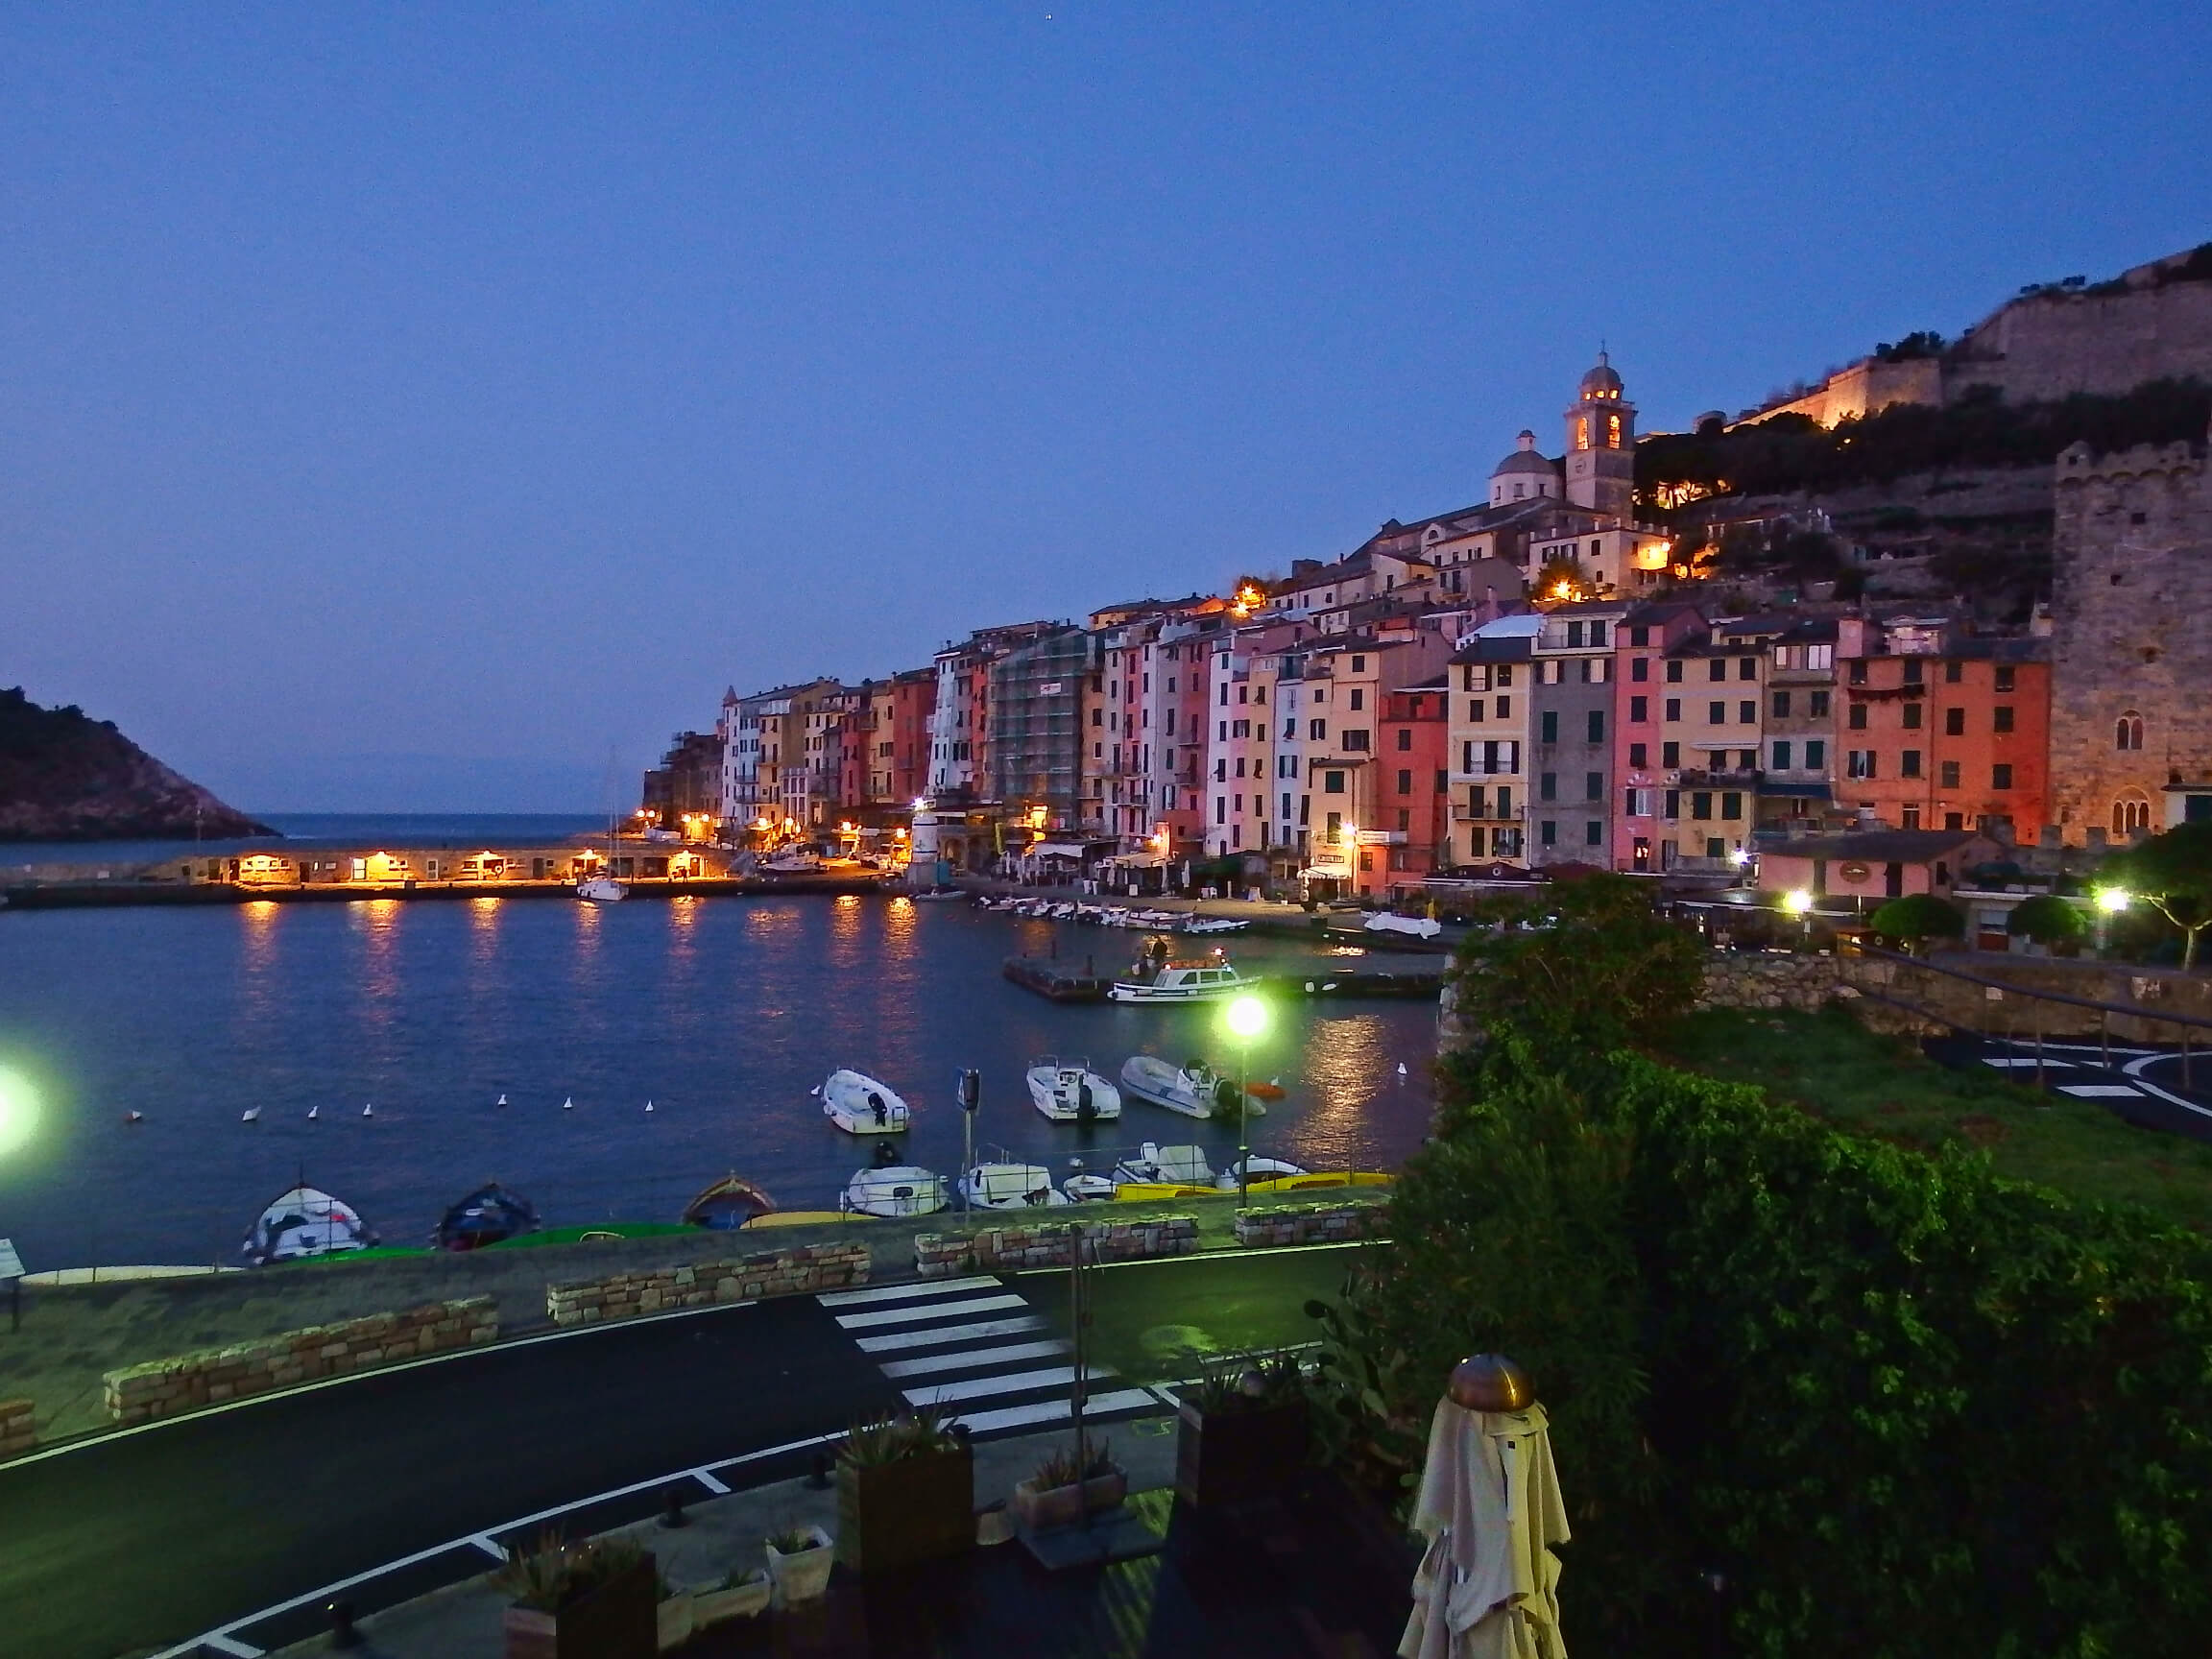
[3,4,2206,812]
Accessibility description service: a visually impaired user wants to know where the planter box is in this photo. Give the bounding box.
[503,1554,658,1659]
[1174,1400,1308,1507]
[654,1594,693,1653]
[765,1526,834,1607]
[834,1444,974,1574]
[691,1576,770,1629]
[1011,1468,1128,1534]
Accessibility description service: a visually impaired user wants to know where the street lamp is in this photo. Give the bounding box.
[0,1067,36,1160]
[1222,996,1269,1207]
[1781,887,1814,945]
[2095,886,2130,958]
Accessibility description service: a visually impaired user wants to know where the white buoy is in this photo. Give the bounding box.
[496,1094,508,1108]
[563,1096,574,1110]
[241,1107,261,1123]
[362,1102,374,1118]
[307,1105,320,1120]
[1396,1062,1408,1076]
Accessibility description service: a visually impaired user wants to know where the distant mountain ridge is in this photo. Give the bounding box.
[0,687,274,842]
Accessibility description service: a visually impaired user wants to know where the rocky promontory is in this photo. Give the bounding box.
[0,687,275,842]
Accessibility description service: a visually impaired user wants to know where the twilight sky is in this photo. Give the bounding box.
[2,5,2207,812]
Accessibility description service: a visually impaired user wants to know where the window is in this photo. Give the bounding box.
[1352,656,1365,672]
[1721,792,1743,820]
[1771,690,1791,718]
[1468,699,1484,723]
[1585,771,1603,801]
[1214,758,1227,781]
[1708,660,1726,683]
[1902,702,1922,730]
[1625,786,1651,817]
[1394,727,1411,751]
[1662,741,1680,768]
[1464,665,1491,692]
[1310,719,1327,741]
[1943,661,1962,684]
[1496,786,1513,818]
[1585,819,1604,846]
[1901,750,1922,779]
[1994,666,2015,692]
[1708,701,1726,724]
[1631,626,1649,647]
[1846,750,1876,779]
[1324,770,1346,794]
[2113,794,2152,835]
[1738,701,1755,725]
[1541,711,1559,743]
[1215,796,1227,824]
[1939,759,1961,788]
[1848,661,1868,685]
[1591,621,1608,646]
[1663,789,1680,819]
[1397,769,1413,795]
[1666,661,1683,684]
[1630,695,1648,723]
[1691,791,1713,821]
[1942,707,1963,736]
[1772,740,1793,770]
[1540,819,1558,847]
[1588,711,1605,743]
[1806,644,1833,670]
[1349,688,1364,711]
[1325,810,1342,841]
[1566,621,1585,648]
[1497,666,1513,687]
[1539,772,1558,802]
[1737,657,1755,682]
[1342,730,1370,752]
[1992,763,2014,790]
[1901,805,1922,829]
[1810,690,1831,718]
[2117,712,2144,751]
[1904,659,1923,685]
[1631,657,1649,683]
[1848,703,1868,730]
[1629,742,1648,768]
[1665,698,1682,721]
[1497,696,1511,718]
[1993,706,2014,734]
[1805,739,1825,769]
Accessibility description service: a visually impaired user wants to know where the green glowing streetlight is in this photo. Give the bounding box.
[0,1068,36,1160]
[2094,886,2130,957]
[1220,997,1270,1207]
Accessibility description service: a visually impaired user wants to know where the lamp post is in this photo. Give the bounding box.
[2095,886,2129,959]
[1222,996,1269,1207]
[1781,887,1814,947]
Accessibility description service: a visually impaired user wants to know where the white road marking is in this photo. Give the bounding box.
[951,1389,1165,1435]
[854,1314,1046,1354]
[201,1639,262,1658]
[693,1469,731,1495]
[1982,1056,2076,1069]
[2059,1085,2143,1097]
[467,1533,505,1560]
[879,1340,1070,1380]
[817,1276,1001,1308]
[902,1364,1112,1406]
[832,1293,1026,1330]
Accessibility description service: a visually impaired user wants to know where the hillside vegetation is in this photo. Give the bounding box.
[0,687,271,843]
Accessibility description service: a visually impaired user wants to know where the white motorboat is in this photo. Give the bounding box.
[958,1163,1070,1209]
[1107,958,1250,1003]
[577,874,629,902]
[842,1164,950,1218]
[1111,1142,1217,1188]
[1026,1056,1122,1123]
[1119,1055,1262,1120]
[1365,912,1442,940]
[818,1070,913,1134]
[1215,1155,1309,1190]
[1062,1166,1117,1202]
[241,1186,377,1266]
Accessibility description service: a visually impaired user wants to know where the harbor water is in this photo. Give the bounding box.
[0,889,1442,1269]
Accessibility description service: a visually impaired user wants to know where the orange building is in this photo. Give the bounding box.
[1834,622,2050,842]
[1371,676,1452,898]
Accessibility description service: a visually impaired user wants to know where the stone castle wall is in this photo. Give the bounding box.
[103,1297,497,1427]
[544,1244,867,1326]
[2048,437,2212,842]
[1949,279,2212,407]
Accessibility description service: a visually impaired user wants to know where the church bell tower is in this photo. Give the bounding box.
[1563,350,1636,518]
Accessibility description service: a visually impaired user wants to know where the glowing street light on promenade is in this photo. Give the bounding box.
[2095,886,2130,957]
[0,1068,37,1160]
[1222,996,1269,1207]
[1781,887,1814,944]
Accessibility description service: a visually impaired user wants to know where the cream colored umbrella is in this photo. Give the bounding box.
[1399,1355,1570,1659]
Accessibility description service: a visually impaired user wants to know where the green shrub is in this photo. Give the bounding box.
[1867,892,1964,950]
[2005,893,2085,948]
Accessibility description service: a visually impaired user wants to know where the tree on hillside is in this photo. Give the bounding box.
[2103,822,2212,968]
[2006,893,2087,952]
[1534,555,1590,601]
[1868,893,1965,953]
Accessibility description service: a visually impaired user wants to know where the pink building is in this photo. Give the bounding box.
[1609,601,1707,871]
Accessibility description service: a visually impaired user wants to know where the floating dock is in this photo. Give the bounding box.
[1004,955,1444,1005]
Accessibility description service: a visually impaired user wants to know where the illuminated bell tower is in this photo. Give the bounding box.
[1563,349,1636,518]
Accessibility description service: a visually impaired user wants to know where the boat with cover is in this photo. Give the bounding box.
[684,1173,777,1230]
[1111,1142,1217,1188]
[1025,1056,1122,1122]
[1118,1055,1260,1119]
[1107,956,1249,1004]
[818,1070,912,1134]
[433,1182,541,1251]
[843,1164,950,1217]
[1214,1155,1308,1190]
[241,1186,377,1265]
[958,1163,1071,1209]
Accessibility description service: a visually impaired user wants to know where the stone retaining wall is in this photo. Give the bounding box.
[0,1398,34,1459]
[103,1296,497,1427]
[915,1216,1198,1276]
[544,1243,869,1326]
[1233,1202,1389,1247]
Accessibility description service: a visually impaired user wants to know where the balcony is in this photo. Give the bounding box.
[1678,768,1764,788]
[1451,806,1516,825]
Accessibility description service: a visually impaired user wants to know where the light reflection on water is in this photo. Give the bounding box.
[0,900,1442,1266]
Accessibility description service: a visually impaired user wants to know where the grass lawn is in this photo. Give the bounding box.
[1659,1006,2212,1233]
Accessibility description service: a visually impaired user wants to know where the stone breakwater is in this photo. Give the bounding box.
[102,1296,498,1427]
[0,1397,35,1458]
[544,1243,869,1326]
[916,1217,1199,1276]
[1232,1201,1389,1247]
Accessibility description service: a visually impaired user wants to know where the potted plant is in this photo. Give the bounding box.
[653,1575,692,1653]
[1175,1351,1310,1508]
[495,1529,657,1659]
[1011,1436,1126,1533]
[832,1405,974,1573]
[763,1525,834,1607]
[690,1567,770,1630]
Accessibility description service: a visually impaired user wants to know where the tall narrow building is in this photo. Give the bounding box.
[1563,350,1637,518]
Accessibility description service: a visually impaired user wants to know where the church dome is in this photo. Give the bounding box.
[1579,351,1623,398]
[1492,429,1557,477]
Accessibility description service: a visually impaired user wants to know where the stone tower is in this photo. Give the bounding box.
[1563,351,1636,517]
[2048,433,2212,844]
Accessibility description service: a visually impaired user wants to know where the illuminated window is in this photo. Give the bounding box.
[2112,793,2151,835]
[1606,414,1622,447]
[1575,418,1590,451]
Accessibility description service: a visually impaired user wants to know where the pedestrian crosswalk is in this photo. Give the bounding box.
[820,1274,1168,1437]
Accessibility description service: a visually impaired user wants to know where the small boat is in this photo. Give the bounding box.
[684,1173,777,1231]
[1215,1155,1308,1190]
[433,1182,541,1251]
[306,1104,320,1120]
[495,1094,508,1108]
[1026,1056,1121,1123]
[1113,1142,1217,1188]
[843,1164,950,1218]
[1062,1158,1115,1202]
[123,1111,144,1124]
[819,1070,912,1134]
[240,1107,261,1124]
[1107,958,1249,1004]
[1244,1079,1286,1102]
[958,1163,1070,1209]
[1119,1055,1256,1120]
[361,1102,374,1118]
[911,886,967,902]
[577,873,629,902]
[242,1186,377,1265]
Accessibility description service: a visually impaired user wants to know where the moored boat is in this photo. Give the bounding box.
[958,1163,1070,1209]
[433,1182,541,1251]
[1214,1155,1308,1191]
[576,874,629,902]
[1025,1056,1121,1123]
[242,1186,377,1265]
[1107,958,1249,1003]
[1118,1055,1257,1119]
[842,1164,950,1218]
[818,1070,912,1134]
[1111,1142,1217,1189]
[684,1173,777,1230]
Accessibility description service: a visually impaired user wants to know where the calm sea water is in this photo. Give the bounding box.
[0,895,1439,1269]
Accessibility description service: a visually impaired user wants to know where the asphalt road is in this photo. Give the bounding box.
[0,1248,1363,1659]
[0,1294,897,1659]
[1924,1033,2212,1142]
